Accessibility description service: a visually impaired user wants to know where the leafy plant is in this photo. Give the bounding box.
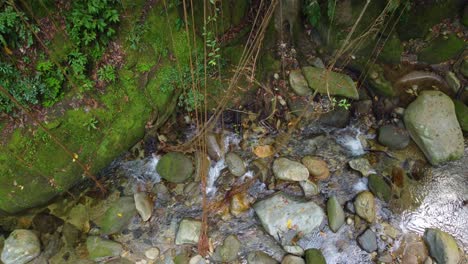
[67,50,88,76]
[338,99,351,110]
[136,63,153,73]
[304,0,321,27]
[0,5,37,49]
[126,23,148,51]
[178,89,204,112]
[97,64,116,82]
[36,60,64,107]
[82,117,98,131]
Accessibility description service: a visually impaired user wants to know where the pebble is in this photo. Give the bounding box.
[144,247,160,260]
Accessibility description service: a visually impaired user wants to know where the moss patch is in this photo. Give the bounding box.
[418,34,465,64]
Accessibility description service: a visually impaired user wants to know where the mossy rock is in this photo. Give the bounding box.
[302,66,359,99]
[157,152,194,183]
[367,63,396,97]
[378,34,403,64]
[305,249,326,264]
[368,174,392,202]
[99,197,137,235]
[418,34,465,64]
[453,100,468,132]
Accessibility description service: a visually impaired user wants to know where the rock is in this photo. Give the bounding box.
[357,229,377,253]
[302,66,359,99]
[368,174,392,202]
[1,229,41,264]
[327,196,345,233]
[354,191,375,223]
[404,91,464,165]
[289,69,312,96]
[367,64,396,97]
[423,228,460,264]
[301,156,330,180]
[225,152,247,177]
[299,180,320,198]
[424,257,433,264]
[175,218,201,245]
[354,100,373,116]
[156,152,194,183]
[304,249,326,264]
[348,158,374,177]
[144,247,160,260]
[86,236,123,261]
[377,125,410,150]
[32,212,64,234]
[247,251,279,264]
[461,58,468,78]
[418,34,465,64]
[212,235,241,262]
[253,193,324,243]
[444,71,460,93]
[311,57,325,69]
[62,223,81,247]
[99,196,136,235]
[282,255,305,264]
[66,204,90,232]
[134,192,153,221]
[381,222,399,239]
[453,100,468,132]
[230,193,250,217]
[317,106,350,128]
[273,158,309,182]
[206,133,223,161]
[189,255,206,264]
[283,245,304,256]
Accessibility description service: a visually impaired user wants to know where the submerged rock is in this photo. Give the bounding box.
[304,249,326,264]
[247,251,279,264]
[302,66,359,99]
[225,152,247,177]
[357,229,377,253]
[348,158,374,177]
[368,174,392,202]
[282,255,305,264]
[301,156,330,180]
[283,245,304,256]
[212,235,241,262]
[327,196,345,233]
[253,193,324,243]
[423,228,460,264]
[299,180,320,198]
[1,229,41,264]
[134,192,153,221]
[404,91,464,165]
[377,125,410,150]
[86,236,123,261]
[175,218,201,245]
[273,158,309,182]
[289,69,312,96]
[157,152,194,183]
[354,191,375,223]
[99,196,136,235]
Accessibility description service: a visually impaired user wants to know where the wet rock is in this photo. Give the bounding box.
[144,247,160,260]
[461,58,468,78]
[99,196,136,235]
[225,152,247,177]
[327,196,345,233]
[247,251,279,264]
[377,125,410,150]
[299,180,319,198]
[418,34,465,64]
[283,245,304,256]
[381,222,399,239]
[1,229,41,264]
[206,133,223,161]
[301,156,330,180]
[444,71,460,93]
[289,69,311,96]
[354,191,375,223]
[345,201,355,214]
[189,255,206,264]
[318,107,350,128]
[174,253,190,264]
[253,193,324,243]
[304,249,326,264]
[65,204,89,232]
[282,255,305,264]
[273,158,309,182]
[423,228,460,264]
[348,158,374,177]
[134,192,153,222]
[353,100,373,116]
[32,212,64,234]
[42,232,63,259]
[368,174,391,202]
[311,57,325,69]
[404,91,464,165]
[61,223,81,247]
[453,100,468,132]
[212,235,241,262]
[175,218,201,245]
[86,236,123,261]
[302,66,359,99]
[367,64,396,97]
[230,193,251,217]
[357,229,377,253]
[156,152,194,183]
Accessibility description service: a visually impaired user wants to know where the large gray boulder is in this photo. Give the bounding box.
[423,228,460,264]
[1,229,41,264]
[404,91,464,165]
[273,158,309,182]
[254,193,324,242]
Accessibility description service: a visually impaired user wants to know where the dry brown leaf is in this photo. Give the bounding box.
[253,145,275,158]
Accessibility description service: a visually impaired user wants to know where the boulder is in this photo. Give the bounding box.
[225,152,247,177]
[423,228,460,264]
[99,196,136,235]
[301,156,330,180]
[289,69,312,96]
[327,196,345,233]
[418,34,465,64]
[1,229,41,264]
[175,218,201,245]
[86,236,123,261]
[157,152,194,183]
[212,235,241,262]
[273,158,309,182]
[302,66,359,99]
[368,174,392,202]
[377,125,410,150]
[404,91,464,165]
[354,191,375,223]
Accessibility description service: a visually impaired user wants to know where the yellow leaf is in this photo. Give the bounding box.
[3,46,12,55]
[253,145,275,158]
[117,213,123,218]
[287,219,292,229]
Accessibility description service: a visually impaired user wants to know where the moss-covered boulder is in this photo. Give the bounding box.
[156,152,194,183]
[98,197,136,235]
[453,100,468,132]
[86,236,123,262]
[304,249,326,264]
[418,34,465,64]
[302,67,359,99]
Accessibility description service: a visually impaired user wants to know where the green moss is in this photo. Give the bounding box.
[418,34,465,64]
[48,31,73,64]
[454,100,468,132]
[378,34,403,64]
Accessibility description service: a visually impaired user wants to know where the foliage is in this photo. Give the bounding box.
[0,5,36,49]
[136,63,153,73]
[304,0,321,27]
[203,5,221,68]
[126,23,148,51]
[82,117,98,131]
[67,50,88,77]
[331,97,351,110]
[36,60,65,107]
[97,64,116,82]
[178,89,204,112]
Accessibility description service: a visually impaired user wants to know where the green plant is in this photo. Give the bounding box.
[175,18,184,31]
[126,23,148,50]
[82,117,98,131]
[304,0,321,27]
[67,50,88,76]
[97,64,116,82]
[136,63,153,73]
[338,99,351,110]
[36,60,64,107]
[178,89,204,112]
[0,5,37,49]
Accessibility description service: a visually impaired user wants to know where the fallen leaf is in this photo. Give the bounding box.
[253,145,275,158]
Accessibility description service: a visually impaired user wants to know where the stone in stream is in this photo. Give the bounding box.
[86,236,123,261]
[453,100,468,132]
[326,196,345,233]
[289,69,312,96]
[253,193,324,243]
[189,255,206,264]
[353,191,375,223]
[212,235,241,262]
[348,158,374,177]
[404,91,464,165]
[299,180,319,198]
[302,66,359,99]
[282,255,305,264]
[357,229,377,253]
[206,133,223,161]
[368,174,392,202]
[66,203,90,232]
[444,71,460,93]
[156,152,194,183]
[225,152,247,177]
[301,156,330,180]
[377,125,410,150]
[283,245,304,256]
[134,192,153,221]
[273,158,309,182]
[423,228,460,264]
[304,249,326,264]
[1,229,41,264]
[247,251,279,264]
[144,247,160,260]
[175,218,202,245]
[230,192,251,217]
[99,196,136,235]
